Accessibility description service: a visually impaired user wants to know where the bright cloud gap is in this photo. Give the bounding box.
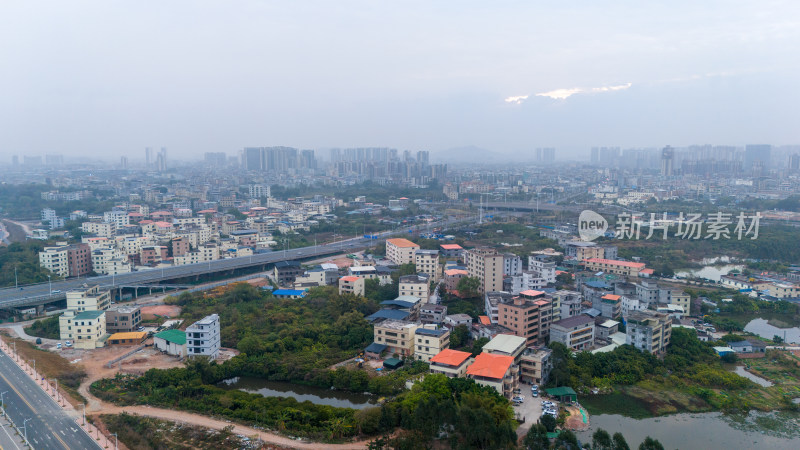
[535,82,632,100]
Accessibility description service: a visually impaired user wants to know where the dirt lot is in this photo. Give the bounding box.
[140,304,182,318]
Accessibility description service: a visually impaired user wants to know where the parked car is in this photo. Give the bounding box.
[65,341,73,347]
[56,343,62,349]
[512,395,525,402]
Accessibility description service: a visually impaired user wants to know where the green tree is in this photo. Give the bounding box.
[539,413,557,432]
[773,334,784,344]
[450,324,470,349]
[470,337,489,356]
[524,423,550,450]
[612,432,630,450]
[638,437,664,450]
[456,276,482,298]
[554,429,579,449]
[592,428,613,450]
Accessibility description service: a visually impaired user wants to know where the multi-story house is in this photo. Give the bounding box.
[464,247,504,294]
[66,285,111,312]
[626,310,672,356]
[339,276,365,297]
[414,249,440,282]
[429,349,473,378]
[373,320,420,358]
[386,238,420,265]
[414,326,450,362]
[186,314,221,359]
[399,274,429,300]
[550,315,595,351]
[497,291,552,346]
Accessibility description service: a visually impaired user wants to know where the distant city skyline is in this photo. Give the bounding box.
[1,1,799,159]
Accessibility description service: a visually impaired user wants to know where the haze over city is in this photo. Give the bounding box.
[2,0,800,160]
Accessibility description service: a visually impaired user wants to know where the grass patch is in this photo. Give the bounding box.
[579,392,652,419]
[99,413,259,450]
[0,334,86,405]
[23,315,60,339]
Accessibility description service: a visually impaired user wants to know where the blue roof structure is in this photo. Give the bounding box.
[366,309,410,321]
[380,300,416,309]
[415,328,447,337]
[585,281,611,289]
[365,342,388,354]
[272,289,307,297]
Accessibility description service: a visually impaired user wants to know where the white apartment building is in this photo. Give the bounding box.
[464,248,504,294]
[414,249,440,282]
[91,247,132,275]
[39,246,69,277]
[103,210,130,228]
[399,274,430,300]
[186,314,221,358]
[528,255,557,284]
[503,253,523,276]
[386,238,420,265]
[82,221,116,238]
[66,285,111,312]
[626,310,672,356]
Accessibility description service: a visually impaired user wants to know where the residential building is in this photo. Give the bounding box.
[385,238,420,265]
[105,306,142,333]
[429,349,473,378]
[41,208,64,230]
[59,310,107,349]
[439,243,463,259]
[349,265,393,285]
[497,291,552,346]
[273,261,304,285]
[90,247,131,275]
[39,245,69,277]
[39,243,92,278]
[444,268,468,292]
[464,247,504,294]
[399,274,429,299]
[550,315,595,351]
[154,329,187,357]
[503,253,523,276]
[564,241,604,261]
[484,291,514,323]
[481,333,527,360]
[186,314,221,359]
[66,285,111,312]
[414,326,451,362]
[626,310,672,355]
[81,221,116,238]
[519,347,552,385]
[339,276,365,297]
[466,353,518,398]
[528,255,557,284]
[415,249,440,281]
[373,320,420,358]
[584,258,646,277]
[595,319,620,341]
[553,290,583,320]
[506,271,547,295]
[767,283,800,299]
[444,314,473,328]
[670,290,692,314]
[419,304,447,325]
[600,294,622,319]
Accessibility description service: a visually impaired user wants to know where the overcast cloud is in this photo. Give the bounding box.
[1,0,799,160]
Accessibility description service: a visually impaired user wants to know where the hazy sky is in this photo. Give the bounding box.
[2,1,799,160]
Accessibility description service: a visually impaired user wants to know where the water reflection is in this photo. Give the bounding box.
[744,318,800,345]
[220,377,378,409]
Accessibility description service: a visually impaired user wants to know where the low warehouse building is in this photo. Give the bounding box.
[153,329,187,357]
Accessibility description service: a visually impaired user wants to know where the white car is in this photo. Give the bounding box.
[512,395,525,402]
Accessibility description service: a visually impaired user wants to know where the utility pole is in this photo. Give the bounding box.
[112,432,118,450]
[14,266,18,288]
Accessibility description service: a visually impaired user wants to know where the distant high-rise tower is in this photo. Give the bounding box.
[590,147,599,164]
[120,156,128,169]
[661,146,675,176]
[744,144,771,170]
[790,154,800,171]
[11,155,19,166]
[145,147,153,167]
[535,147,555,163]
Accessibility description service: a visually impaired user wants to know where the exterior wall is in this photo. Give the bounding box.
[430,360,471,378]
[464,248,503,294]
[386,239,420,265]
[415,250,440,282]
[186,314,221,359]
[338,277,365,297]
[373,322,419,357]
[414,330,450,362]
[154,338,187,357]
[66,286,111,312]
[105,308,142,333]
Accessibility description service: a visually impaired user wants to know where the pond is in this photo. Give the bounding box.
[576,411,800,450]
[744,318,800,345]
[220,377,379,409]
[675,264,745,282]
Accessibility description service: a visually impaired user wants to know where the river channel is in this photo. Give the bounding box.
[576,411,800,450]
[220,377,379,409]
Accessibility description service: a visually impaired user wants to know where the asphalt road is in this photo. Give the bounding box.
[0,348,100,449]
[0,217,467,309]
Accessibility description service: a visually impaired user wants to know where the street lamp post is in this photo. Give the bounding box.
[14,266,18,289]
[48,275,52,295]
[23,418,31,445]
[82,403,86,425]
